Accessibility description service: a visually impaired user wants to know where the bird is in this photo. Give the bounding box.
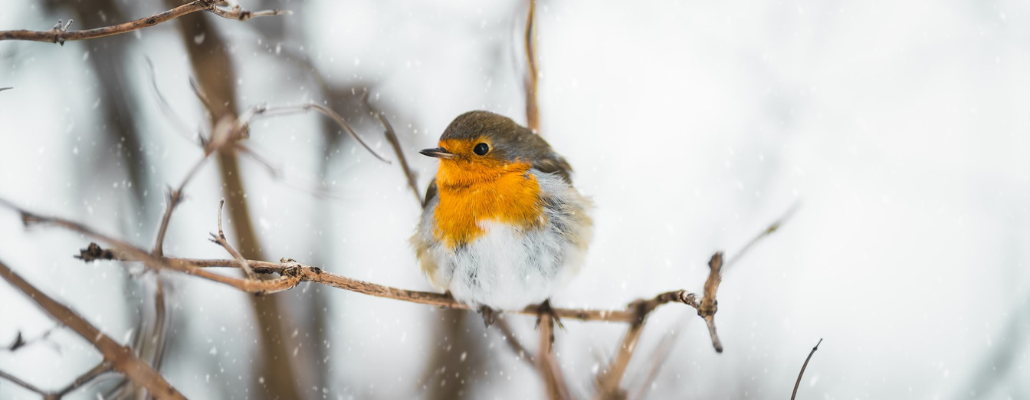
[411,110,593,324]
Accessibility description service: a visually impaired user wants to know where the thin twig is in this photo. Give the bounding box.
[724,201,800,270]
[210,199,257,279]
[0,259,185,400]
[52,362,114,399]
[209,198,257,278]
[492,318,537,369]
[0,369,47,396]
[630,316,689,400]
[3,325,59,352]
[791,338,823,400]
[523,0,540,133]
[0,0,289,45]
[0,87,12,92]
[361,92,422,205]
[152,189,182,258]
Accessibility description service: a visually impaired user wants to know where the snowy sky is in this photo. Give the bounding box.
[1,0,1029,399]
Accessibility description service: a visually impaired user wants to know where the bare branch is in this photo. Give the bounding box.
[492,318,537,369]
[362,92,422,205]
[724,201,800,270]
[537,314,571,400]
[594,319,644,399]
[0,259,185,400]
[210,199,257,279]
[0,0,290,45]
[629,317,688,400]
[523,0,541,133]
[152,188,182,258]
[0,369,47,396]
[791,338,823,400]
[52,362,114,399]
[0,87,12,92]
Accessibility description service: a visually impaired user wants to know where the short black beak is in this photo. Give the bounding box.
[419,147,455,159]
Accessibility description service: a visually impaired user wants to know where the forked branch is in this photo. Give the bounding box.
[0,259,184,400]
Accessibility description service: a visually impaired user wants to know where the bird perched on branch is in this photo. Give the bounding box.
[412,111,593,324]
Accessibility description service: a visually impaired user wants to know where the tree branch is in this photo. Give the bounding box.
[791,338,823,400]
[0,259,184,400]
[362,92,422,205]
[523,0,540,133]
[0,0,290,45]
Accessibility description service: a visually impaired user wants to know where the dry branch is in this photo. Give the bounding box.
[0,259,184,400]
[791,338,823,400]
[0,0,289,45]
[523,0,541,133]
[362,92,422,205]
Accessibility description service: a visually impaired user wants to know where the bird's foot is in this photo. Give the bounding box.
[478,305,498,327]
[534,299,565,331]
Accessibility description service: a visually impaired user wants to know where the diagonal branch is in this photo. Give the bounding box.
[0,0,290,45]
[362,92,422,205]
[791,338,824,400]
[0,259,184,400]
[523,0,541,133]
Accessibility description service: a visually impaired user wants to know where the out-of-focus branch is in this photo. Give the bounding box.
[493,318,537,368]
[0,259,184,400]
[0,0,289,45]
[523,0,540,133]
[791,338,823,400]
[724,201,800,270]
[362,92,422,204]
[595,318,645,399]
[0,87,12,92]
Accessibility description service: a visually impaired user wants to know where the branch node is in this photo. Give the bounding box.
[76,242,115,262]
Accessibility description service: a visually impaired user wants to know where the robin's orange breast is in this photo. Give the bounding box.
[433,159,545,249]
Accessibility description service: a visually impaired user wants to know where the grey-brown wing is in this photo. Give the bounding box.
[532,156,573,183]
[422,179,438,210]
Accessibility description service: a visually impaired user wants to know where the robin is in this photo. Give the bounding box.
[411,110,593,323]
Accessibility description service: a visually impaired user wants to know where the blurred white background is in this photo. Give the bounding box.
[1,0,1029,399]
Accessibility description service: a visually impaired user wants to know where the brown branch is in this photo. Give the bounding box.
[537,314,571,400]
[523,0,541,133]
[791,338,823,400]
[595,319,644,399]
[80,243,647,321]
[362,92,422,205]
[210,199,257,279]
[151,188,182,258]
[629,316,688,400]
[0,259,185,400]
[0,0,289,45]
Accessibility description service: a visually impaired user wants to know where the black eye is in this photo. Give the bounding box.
[473,143,489,156]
